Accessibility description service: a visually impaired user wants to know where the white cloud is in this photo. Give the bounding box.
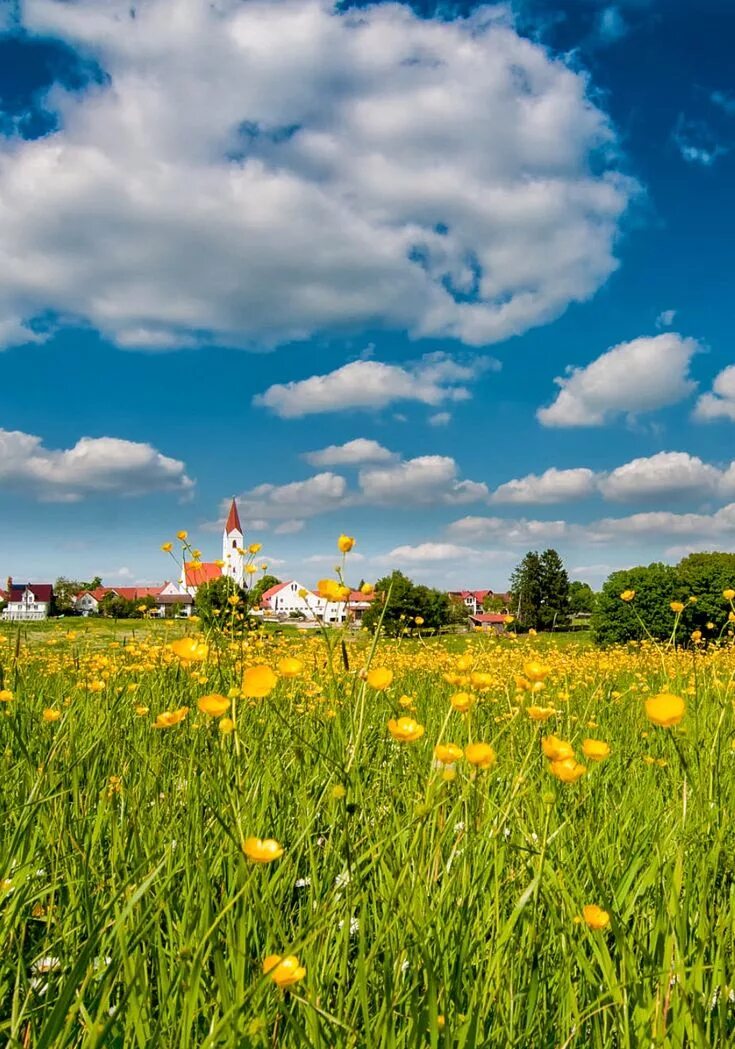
[537,333,700,427]
[386,542,481,562]
[693,365,735,422]
[254,353,494,418]
[448,514,569,544]
[673,115,727,166]
[303,438,395,467]
[656,309,676,328]
[587,504,735,542]
[232,471,349,520]
[491,466,596,504]
[0,429,193,501]
[599,451,724,501]
[273,519,306,535]
[0,0,634,351]
[359,455,488,506]
[428,412,452,427]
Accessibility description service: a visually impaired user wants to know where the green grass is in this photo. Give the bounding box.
[1,626,734,1046]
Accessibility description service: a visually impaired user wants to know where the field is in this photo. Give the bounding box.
[1,617,735,1047]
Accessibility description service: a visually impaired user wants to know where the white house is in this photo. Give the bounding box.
[260,581,374,624]
[2,583,54,621]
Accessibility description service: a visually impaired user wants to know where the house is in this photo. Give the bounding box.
[469,612,509,633]
[444,591,496,612]
[74,585,166,615]
[154,592,194,618]
[260,581,374,625]
[2,583,54,621]
[179,498,247,596]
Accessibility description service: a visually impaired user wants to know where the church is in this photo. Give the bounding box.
[158,499,248,602]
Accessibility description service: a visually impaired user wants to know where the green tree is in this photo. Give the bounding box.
[250,574,281,607]
[568,580,596,615]
[482,593,508,612]
[538,548,570,629]
[592,562,678,645]
[674,552,735,637]
[509,551,543,630]
[362,570,452,635]
[54,577,85,614]
[194,576,251,627]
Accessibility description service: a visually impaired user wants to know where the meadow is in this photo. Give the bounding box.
[1,609,735,1047]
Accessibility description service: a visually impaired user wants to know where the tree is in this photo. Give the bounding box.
[482,593,508,612]
[99,594,155,619]
[538,549,570,629]
[250,574,281,607]
[509,551,543,629]
[194,576,251,627]
[361,570,453,635]
[592,563,678,645]
[54,577,84,614]
[674,552,735,637]
[568,581,596,616]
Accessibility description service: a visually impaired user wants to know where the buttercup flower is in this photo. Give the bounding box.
[198,694,230,718]
[278,658,304,678]
[723,588,735,601]
[582,904,610,930]
[263,954,305,988]
[620,590,635,602]
[160,542,173,553]
[582,739,610,762]
[367,667,393,690]
[243,837,284,863]
[434,743,464,764]
[523,661,549,682]
[464,742,496,769]
[670,601,685,614]
[169,638,209,663]
[450,692,473,713]
[176,531,188,541]
[388,717,425,742]
[242,665,277,698]
[42,708,61,723]
[153,707,189,729]
[549,757,586,783]
[645,692,685,728]
[337,535,355,553]
[542,735,574,761]
[0,690,13,702]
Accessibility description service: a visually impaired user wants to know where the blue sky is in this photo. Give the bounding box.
[1,0,734,590]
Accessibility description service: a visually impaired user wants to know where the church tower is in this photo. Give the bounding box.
[222,498,246,588]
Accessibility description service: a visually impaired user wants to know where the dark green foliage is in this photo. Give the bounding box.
[193,576,251,626]
[510,549,570,630]
[568,580,597,615]
[361,570,453,635]
[99,594,156,619]
[249,574,281,607]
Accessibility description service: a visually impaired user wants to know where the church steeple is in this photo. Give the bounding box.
[222,497,245,587]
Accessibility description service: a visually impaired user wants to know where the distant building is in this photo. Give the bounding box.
[180,498,245,596]
[449,589,511,616]
[469,612,508,633]
[2,582,54,621]
[260,581,374,624]
[74,585,165,615]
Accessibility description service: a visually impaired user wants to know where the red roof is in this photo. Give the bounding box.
[348,591,375,602]
[470,613,508,624]
[10,583,54,602]
[184,562,222,587]
[225,498,242,535]
[78,586,164,602]
[261,581,290,606]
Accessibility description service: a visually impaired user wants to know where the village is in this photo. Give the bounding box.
[0,498,512,631]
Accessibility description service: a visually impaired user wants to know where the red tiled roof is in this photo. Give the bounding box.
[184,562,222,587]
[115,586,165,600]
[0,589,8,602]
[470,613,508,624]
[261,581,291,605]
[225,498,242,535]
[348,591,375,602]
[10,583,54,602]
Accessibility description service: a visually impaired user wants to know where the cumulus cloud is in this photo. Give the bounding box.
[0,0,634,351]
[656,309,676,328]
[491,466,596,504]
[232,472,349,521]
[537,333,700,427]
[359,455,488,506]
[255,353,493,418]
[428,412,452,427]
[599,451,725,501]
[303,438,395,467]
[448,514,570,544]
[693,365,735,422]
[386,542,481,562]
[0,429,193,501]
